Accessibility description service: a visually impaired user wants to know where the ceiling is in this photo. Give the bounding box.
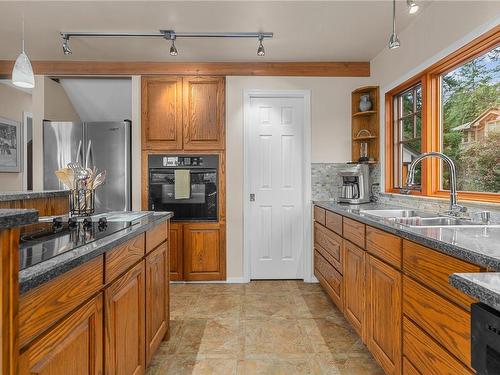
[0,1,434,62]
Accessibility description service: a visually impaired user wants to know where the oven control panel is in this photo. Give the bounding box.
[162,156,203,167]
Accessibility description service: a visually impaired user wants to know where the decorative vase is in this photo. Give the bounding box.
[359,94,372,112]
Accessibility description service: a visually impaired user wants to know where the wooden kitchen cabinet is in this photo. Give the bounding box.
[343,239,366,340]
[183,222,225,280]
[105,261,146,375]
[141,76,183,150]
[145,243,169,366]
[366,254,402,375]
[19,294,103,375]
[182,76,225,150]
[169,222,184,280]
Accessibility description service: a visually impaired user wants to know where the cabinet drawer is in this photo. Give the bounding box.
[403,240,479,310]
[146,221,168,253]
[403,317,473,375]
[314,222,342,271]
[314,206,326,225]
[403,357,421,375]
[366,226,402,270]
[105,234,145,283]
[19,256,104,348]
[403,276,471,367]
[343,217,365,249]
[314,250,343,311]
[325,210,342,235]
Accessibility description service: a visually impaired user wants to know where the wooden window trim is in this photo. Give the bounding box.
[385,25,500,203]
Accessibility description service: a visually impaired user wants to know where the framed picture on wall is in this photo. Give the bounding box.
[0,116,22,172]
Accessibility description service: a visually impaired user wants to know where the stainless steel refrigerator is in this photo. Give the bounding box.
[43,120,131,213]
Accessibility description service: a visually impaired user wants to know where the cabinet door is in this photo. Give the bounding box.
[184,223,225,281]
[141,76,183,150]
[105,261,145,375]
[19,294,103,375]
[182,76,225,150]
[169,222,184,280]
[343,239,366,340]
[145,243,169,366]
[366,255,402,375]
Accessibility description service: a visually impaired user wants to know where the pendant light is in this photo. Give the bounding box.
[388,0,400,49]
[12,14,35,89]
[257,34,265,56]
[407,0,419,14]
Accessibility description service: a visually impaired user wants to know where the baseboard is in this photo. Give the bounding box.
[226,277,249,284]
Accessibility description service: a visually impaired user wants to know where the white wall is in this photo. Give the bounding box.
[226,76,369,280]
[0,83,32,190]
[370,2,500,191]
[60,78,132,122]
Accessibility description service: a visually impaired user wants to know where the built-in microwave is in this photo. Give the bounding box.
[148,155,218,221]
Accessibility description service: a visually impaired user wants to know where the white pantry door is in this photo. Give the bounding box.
[247,96,304,279]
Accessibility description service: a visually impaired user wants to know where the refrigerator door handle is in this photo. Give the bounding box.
[85,140,92,169]
[76,140,83,165]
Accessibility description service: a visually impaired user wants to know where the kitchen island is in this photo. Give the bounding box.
[0,206,173,375]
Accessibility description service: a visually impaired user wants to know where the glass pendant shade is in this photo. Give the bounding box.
[257,40,265,56]
[388,33,400,49]
[12,51,35,88]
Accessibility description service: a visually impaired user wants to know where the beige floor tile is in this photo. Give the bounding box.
[243,319,314,355]
[150,281,383,374]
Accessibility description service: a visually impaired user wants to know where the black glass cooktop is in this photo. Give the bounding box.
[19,218,133,270]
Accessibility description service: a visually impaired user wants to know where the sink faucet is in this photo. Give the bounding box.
[402,151,466,216]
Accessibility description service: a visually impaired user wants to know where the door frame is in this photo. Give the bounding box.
[243,90,312,283]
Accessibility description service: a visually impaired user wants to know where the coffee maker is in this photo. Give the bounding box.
[338,164,371,204]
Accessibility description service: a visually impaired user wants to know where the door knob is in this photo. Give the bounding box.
[249,193,255,202]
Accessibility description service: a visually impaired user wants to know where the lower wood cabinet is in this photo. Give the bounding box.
[19,294,103,375]
[169,223,184,280]
[366,255,402,375]
[314,250,343,311]
[105,261,146,375]
[343,239,366,340]
[145,243,170,366]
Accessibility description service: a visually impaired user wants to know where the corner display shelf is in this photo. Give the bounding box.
[351,86,380,163]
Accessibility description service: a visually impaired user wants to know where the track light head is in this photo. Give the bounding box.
[388,32,400,49]
[407,0,419,14]
[61,35,72,55]
[257,35,265,57]
[169,39,178,56]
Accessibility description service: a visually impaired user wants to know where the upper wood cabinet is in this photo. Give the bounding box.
[183,76,225,150]
[145,243,169,366]
[19,294,103,375]
[141,75,225,151]
[142,76,183,150]
[105,261,145,375]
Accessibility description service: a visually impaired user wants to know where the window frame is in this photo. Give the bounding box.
[385,26,500,203]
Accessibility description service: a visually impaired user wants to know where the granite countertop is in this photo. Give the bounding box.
[0,209,38,229]
[0,190,69,202]
[314,201,500,271]
[19,211,173,294]
[450,273,500,311]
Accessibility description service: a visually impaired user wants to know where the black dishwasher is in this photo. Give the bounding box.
[472,302,500,375]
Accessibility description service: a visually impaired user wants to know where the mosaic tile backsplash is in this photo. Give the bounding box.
[312,162,500,223]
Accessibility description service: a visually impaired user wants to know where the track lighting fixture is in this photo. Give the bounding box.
[406,0,419,14]
[59,30,273,57]
[257,34,265,57]
[388,0,401,49]
[61,35,72,55]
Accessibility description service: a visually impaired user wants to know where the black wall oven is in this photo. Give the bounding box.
[148,154,218,221]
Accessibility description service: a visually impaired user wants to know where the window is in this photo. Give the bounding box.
[385,27,500,202]
[393,83,422,189]
[441,46,500,193]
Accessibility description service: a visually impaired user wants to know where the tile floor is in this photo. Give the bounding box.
[147,280,384,375]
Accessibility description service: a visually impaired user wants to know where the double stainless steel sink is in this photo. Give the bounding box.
[359,209,498,228]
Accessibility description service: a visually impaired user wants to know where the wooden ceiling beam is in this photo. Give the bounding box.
[0,60,370,77]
